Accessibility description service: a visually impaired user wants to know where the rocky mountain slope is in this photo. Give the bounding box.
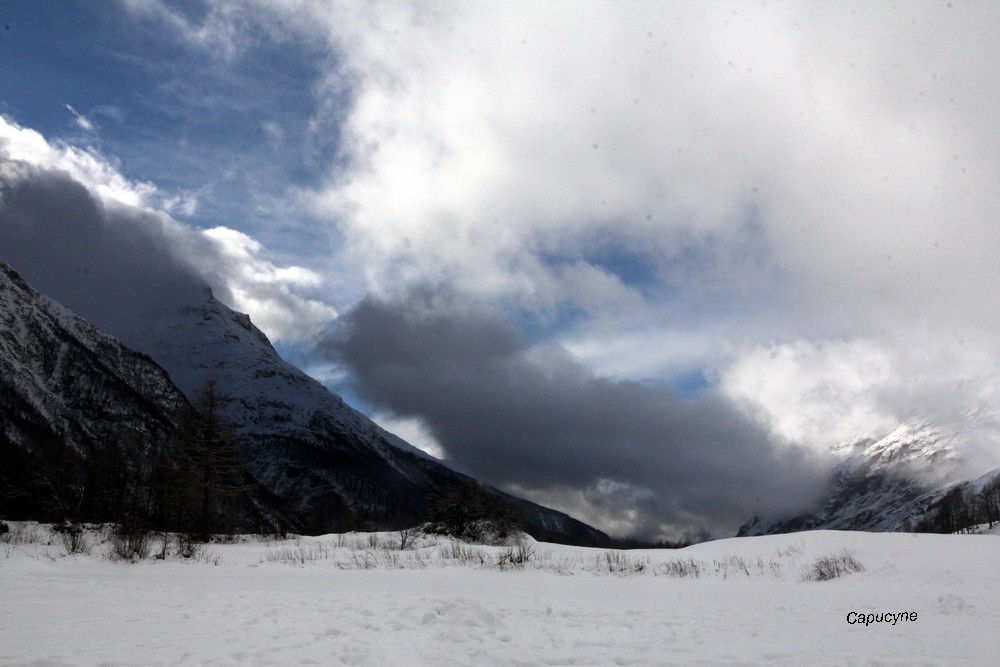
[0,260,184,453]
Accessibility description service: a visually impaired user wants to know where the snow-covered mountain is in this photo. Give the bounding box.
[136,284,610,543]
[738,417,998,536]
[0,260,184,452]
[0,258,609,545]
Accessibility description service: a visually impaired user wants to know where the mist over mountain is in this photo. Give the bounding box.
[740,417,1000,536]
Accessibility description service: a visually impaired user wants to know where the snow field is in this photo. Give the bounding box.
[1,523,998,665]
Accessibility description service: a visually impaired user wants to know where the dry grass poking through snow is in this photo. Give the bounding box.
[801,550,866,581]
[0,521,876,583]
[257,530,847,582]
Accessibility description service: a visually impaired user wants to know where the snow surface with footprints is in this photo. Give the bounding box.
[2,523,998,666]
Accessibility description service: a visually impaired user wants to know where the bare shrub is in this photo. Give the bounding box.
[657,558,701,578]
[341,535,368,551]
[349,550,401,569]
[407,549,430,569]
[397,525,422,550]
[426,484,520,544]
[154,531,170,560]
[264,541,333,565]
[177,533,201,559]
[111,523,150,562]
[0,522,40,545]
[803,551,865,581]
[497,540,534,569]
[350,551,377,569]
[190,546,221,566]
[598,551,648,574]
[265,546,307,565]
[441,541,488,566]
[56,521,90,555]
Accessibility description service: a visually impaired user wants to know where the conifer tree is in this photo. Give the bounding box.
[170,379,249,537]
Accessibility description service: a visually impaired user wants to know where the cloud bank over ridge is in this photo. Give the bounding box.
[325,288,828,539]
[0,117,335,346]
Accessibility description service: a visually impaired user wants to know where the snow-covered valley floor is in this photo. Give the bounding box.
[2,523,998,666]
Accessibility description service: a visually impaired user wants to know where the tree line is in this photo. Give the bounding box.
[0,379,258,546]
[1,376,535,550]
[914,472,1000,534]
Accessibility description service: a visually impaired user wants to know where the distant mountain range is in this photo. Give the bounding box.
[0,259,610,546]
[739,418,1000,536]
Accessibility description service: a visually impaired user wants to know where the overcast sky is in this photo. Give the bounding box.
[3,0,1000,539]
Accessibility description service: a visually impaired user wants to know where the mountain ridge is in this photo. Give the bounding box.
[138,283,611,543]
[0,257,610,545]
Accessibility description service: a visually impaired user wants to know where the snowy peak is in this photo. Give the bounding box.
[739,415,996,537]
[841,419,962,486]
[137,285,418,456]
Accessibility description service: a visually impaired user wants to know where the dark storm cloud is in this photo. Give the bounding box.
[0,147,334,352]
[0,156,211,350]
[325,288,830,539]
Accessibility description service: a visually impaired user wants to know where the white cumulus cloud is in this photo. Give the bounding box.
[0,115,336,344]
